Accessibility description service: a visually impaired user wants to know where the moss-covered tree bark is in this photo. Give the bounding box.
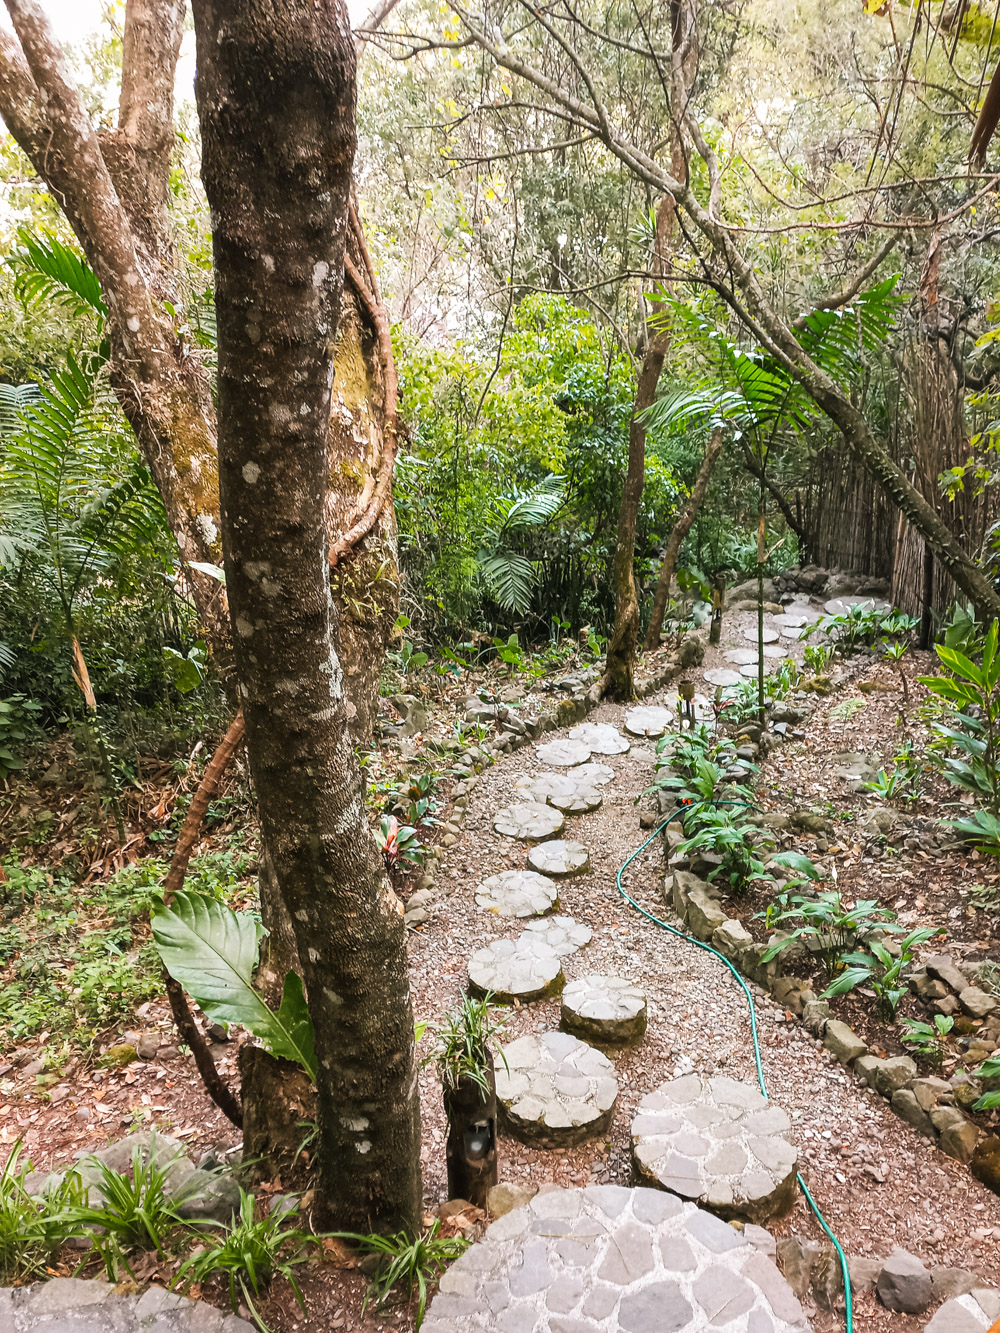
[191,0,420,1232]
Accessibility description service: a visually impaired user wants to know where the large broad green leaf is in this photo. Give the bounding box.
[152,890,316,1079]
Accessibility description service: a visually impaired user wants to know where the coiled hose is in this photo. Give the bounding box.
[616,810,853,1333]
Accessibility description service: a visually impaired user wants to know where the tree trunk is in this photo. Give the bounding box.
[192,0,420,1234]
[643,427,724,648]
[603,0,696,698]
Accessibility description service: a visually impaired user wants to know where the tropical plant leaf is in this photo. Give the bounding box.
[10,229,107,322]
[151,890,317,1078]
[478,551,536,613]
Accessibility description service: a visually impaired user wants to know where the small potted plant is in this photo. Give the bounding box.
[428,994,506,1207]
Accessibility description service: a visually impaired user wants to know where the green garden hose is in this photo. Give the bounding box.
[616,813,853,1333]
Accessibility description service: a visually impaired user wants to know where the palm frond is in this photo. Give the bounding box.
[500,474,565,533]
[478,552,537,613]
[0,382,41,442]
[10,229,107,323]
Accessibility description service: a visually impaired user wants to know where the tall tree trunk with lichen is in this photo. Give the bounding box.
[192,0,420,1231]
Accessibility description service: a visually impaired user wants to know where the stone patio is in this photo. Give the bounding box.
[422,1185,812,1332]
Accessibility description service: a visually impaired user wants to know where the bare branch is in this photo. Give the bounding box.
[790,234,899,330]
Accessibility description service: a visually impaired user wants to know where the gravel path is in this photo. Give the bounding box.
[408,682,1000,1332]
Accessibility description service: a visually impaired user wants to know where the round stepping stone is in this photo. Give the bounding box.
[571,761,615,786]
[527,839,590,877]
[568,721,630,754]
[780,625,807,640]
[493,801,564,841]
[468,936,563,1003]
[625,704,675,737]
[772,612,808,629]
[703,667,741,687]
[422,1185,812,1333]
[742,626,779,643]
[522,914,592,956]
[535,738,592,766]
[476,869,558,918]
[494,1032,618,1146]
[561,974,647,1046]
[724,647,758,666]
[762,643,786,658]
[631,1073,799,1224]
[740,662,775,678]
[514,772,603,814]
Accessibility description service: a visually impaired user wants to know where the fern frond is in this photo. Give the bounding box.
[501,474,565,533]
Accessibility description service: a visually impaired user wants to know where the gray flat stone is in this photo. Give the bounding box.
[925,1290,1000,1332]
[535,738,593,766]
[632,1075,798,1224]
[561,975,647,1046]
[476,869,559,918]
[704,668,742,687]
[422,1187,811,1332]
[625,705,676,738]
[493,801,565,841]
[823,596,889,617]
[725,648,759,666]
[6,1280,254,1331]
[527,839,590,877]
[495,1032,619,1147]
[568,722,630,754]
[515,771,603,814]
[741,662,775,677]
[570,761,616,786]
[468,936,563,1003]
[743,627,779,643]
[521,915,592,957]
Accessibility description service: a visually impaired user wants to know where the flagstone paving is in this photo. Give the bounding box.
[561,974,647,1046]
[515,771,603,814]
[493,801,565,841]
[476,869,559,918]
[535,738,594,766]
[567,721,630,754]
[631,1074,799,1224]
[1,1280,252,1333]
[468,935,564,1003]
[422,1185,812,1333]
[521,915,593,957]
[527,839,591,877]
[495,1032,619,1147]
[624,705,675,738]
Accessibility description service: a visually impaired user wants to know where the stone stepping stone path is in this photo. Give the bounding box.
[703,667,741,687]
[423,1185,812,1333]
[468,936,563,1003]
[779,625,808,640]
[772,612,809,629]
[743,625,779,643]
[494,1032,619,1146]
[926,1289,1000,1332]
[522,914,592,956]
[625,704,675,738]
[572,760,615,786]
[725,647,759,666]
[1,1280,253,1332]
[567,721,630,754]
[535,738,592,766]
[493,801,564,841]
[475,869,558,918]
[631,1073,799,1224]
[561,974,647,1046]
[514,771,602,814]
[741,662,775,678]
[527,838,590,877]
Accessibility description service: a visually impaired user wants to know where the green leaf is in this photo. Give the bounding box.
[820,966,870,999]
[769,851,822,879]
[152,890,316,1078]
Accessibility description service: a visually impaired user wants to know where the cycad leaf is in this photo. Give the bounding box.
[152,890,317,1078]
[478,551,535,613]
[10,229,107,321]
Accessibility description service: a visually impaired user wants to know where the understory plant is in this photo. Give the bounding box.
[377,814,426,872]
[428,992,507,1094]
[901,1014,954,1063]
[0,1144,80,1282]
[820,927,943,1017]
[761,889,899,980]
[971,1056,1000,1111]
[920,621,1000,853]
[677,804,773,895]
[333,1221,470,1328]
[175,1188,321,1332]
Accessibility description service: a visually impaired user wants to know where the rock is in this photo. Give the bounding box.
[789,809,834,836]
[869,1056,918,1098]
[174,1169,242,1224]
[802,1000,831,1036]
[476,869,558,918]
[876,1248,934,1314]
[926,954,971,996]
[495,1032,618,1147]
[677,631,707,668]
[631,1074,799,1225]
[910,1076,951,1111]
[468,935,563,1004]
[135,1033,161,1061]
[515,770,603,814]
[487,1182,537,1217]
[422,1186,810,1333]
[493,801,565,842]
[526,839,590,878]
[100,1043,138,1067]
[561,975,647,1046]
[684,884,729,942]
[712,918,755,968]
[925,1290,1000,1332]
[822,1021,867,1066]
[1,1280,254,1331]
[970,1135,1000,1194]
[932,1268,979,1301]
[848,1255,883,1297]
[891,1088,934,1138]
[959,987,998,1020]
[534,738,593,767]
